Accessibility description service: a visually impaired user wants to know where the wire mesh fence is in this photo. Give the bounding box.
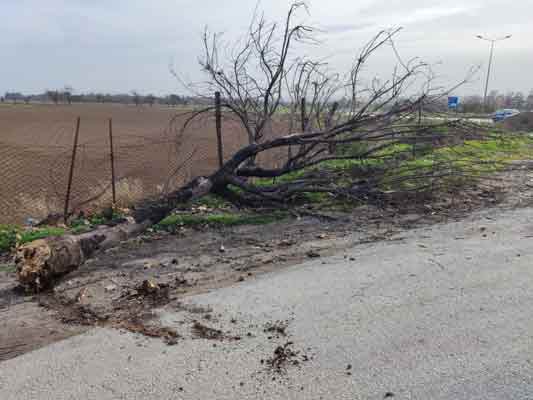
[0,103,290,225]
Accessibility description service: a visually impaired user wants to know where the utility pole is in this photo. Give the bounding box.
[476,34,512,113]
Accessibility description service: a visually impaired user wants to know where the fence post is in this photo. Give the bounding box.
[64,117,81,223]
[414,102,422,157]
[299,97,308,156]
[108,118,117,205]
[300,97,307,132]
[215,91,223,168]
[326,101,339,154]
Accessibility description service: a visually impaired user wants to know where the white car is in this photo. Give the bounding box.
[492,109,520,122]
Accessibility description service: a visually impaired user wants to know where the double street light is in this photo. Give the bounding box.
[476,34,512,112]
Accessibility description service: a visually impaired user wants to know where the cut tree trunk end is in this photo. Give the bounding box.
[16,222,150,292]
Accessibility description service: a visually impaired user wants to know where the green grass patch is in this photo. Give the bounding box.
[19,227,66,244]
[69,207,128,234]
[0,224,66,254]
[70,224,92,234]
[157,211,287,230]
[254,158,384,189]
[191,194,232,209]
[253,132,533,200]
[0,225,19,253]
[380,134,533,190]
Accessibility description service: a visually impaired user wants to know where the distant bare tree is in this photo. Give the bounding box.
[131,91,141,106]
[167,94,181,106]
[63,86,73,104]
[46,90,60,105]
[5,92,23,104]
[527,90,533,111]
[462,95,484,114]
[145,94,156,107]
[511,92,525,110]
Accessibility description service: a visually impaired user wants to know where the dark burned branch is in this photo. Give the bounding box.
[132,176,214,223]
[193,2,316,145]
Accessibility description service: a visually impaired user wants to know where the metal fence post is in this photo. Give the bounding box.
[326,101,339,154]
[108,118,117,205]
[215,91,223,168]
[64,117,81,223]
[300,97,307,132]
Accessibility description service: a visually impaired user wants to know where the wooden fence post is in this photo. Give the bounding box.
[215,91,223,168]
[64,117,81,223]
[108,118,117,205]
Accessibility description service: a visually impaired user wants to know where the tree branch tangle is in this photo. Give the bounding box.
[17,2,486,291]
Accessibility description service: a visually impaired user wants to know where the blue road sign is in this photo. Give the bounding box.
[448,96,459,109]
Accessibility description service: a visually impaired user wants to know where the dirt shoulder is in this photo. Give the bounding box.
[2,165,533,362]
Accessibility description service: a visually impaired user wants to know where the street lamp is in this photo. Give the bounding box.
[476,34,512,112]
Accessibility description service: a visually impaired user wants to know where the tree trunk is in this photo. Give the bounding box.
[16,222,151,292]
[16,176,215,292]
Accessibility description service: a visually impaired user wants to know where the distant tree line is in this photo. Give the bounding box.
[1,89,197,107]
[3,88,533,115]
[460,90,533,114]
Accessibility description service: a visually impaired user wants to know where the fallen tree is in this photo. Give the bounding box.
[16,177,213,291]
[16,2,485,291]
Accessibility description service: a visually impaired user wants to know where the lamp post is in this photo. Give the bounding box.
[476,34,512,112]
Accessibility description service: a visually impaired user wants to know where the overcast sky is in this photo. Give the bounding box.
[1,0,532,97]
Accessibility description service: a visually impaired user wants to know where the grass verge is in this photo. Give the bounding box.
[256,133,533,201]
[157,211,287,230]
[0,225,66,254]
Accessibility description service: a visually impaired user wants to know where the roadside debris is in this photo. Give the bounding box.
[104,284,118,292]
[191,321,224,340]
[278,239,296,247]
[264,320,290,338]
[121,318,179,346]
[306,250,321,258]
[264,341,310,374]
[134,280,170,303]
[137,279,160,295]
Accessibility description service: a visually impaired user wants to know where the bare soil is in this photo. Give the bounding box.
[0,103,287,224]
[2,165,533,362]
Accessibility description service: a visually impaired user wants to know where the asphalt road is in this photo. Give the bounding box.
[2,207,533,399]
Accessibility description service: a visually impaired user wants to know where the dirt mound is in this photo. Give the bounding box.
[501,112,533,132]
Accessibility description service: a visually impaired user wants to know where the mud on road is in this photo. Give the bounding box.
[2,165,533,362]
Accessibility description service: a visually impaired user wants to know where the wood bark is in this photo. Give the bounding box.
[16,177,214,292]
[16,222,150,292]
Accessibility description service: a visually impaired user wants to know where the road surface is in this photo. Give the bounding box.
[2,207,533,399]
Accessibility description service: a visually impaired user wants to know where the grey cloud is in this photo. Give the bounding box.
[0,0,531,95]
[322,22,376,34]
